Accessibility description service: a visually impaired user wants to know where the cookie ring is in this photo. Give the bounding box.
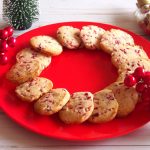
[7,25,150,124]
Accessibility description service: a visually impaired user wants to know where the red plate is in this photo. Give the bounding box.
[0,22,150,141]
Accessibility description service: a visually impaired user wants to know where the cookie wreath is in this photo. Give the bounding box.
[6,25,150,124]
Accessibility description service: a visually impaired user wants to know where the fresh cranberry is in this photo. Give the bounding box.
[144,17,149,26]
[133,67,145,81]
[143,72,150,85]
[0,53,8,65]
[4,26,13,37]
[0,40,9,52]
[124,75,137,87]
[7,37,16,47]
[0,29,9,39]
[141,87,150,101]
[136,82,147,93]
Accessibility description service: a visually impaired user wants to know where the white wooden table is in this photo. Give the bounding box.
[0,0,150,149]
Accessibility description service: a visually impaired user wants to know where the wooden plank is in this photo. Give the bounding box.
[0,146,150,150]
[0,14,145,37]
[0,0,137,13]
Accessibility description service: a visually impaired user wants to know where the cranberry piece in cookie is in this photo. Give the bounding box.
[57,26,82,49]
[15,77,53,102]
[16,48,51,69]
[59,92,94,124]
[88,89,118,123]
[100,29,135,54]
[30,36,63,56]
[80,25,105,50]
[118,58,150,75]
[111,45,148,69]
[107,81,139,117]
[6,60,42,84]
[34,88,70,115]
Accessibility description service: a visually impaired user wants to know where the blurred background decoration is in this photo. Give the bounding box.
[3,0,39,30]
[135,0,150,34]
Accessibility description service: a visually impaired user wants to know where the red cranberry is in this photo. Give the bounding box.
[144,71,150,76]
[0,29,9,39]
[7,37,16,47]
[124,75,137,87]
[136,82,147,93]
[144,17,149,26]
[141,88,150,101]
[4,26,13,37]
[0,53,8,65]
[143,72,150,85]
[0,40,9,52]
[133,67,145,81]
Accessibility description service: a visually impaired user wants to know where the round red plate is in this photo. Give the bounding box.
[0,22,150,141]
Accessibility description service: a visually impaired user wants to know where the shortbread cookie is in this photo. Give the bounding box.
[116,72,127,82]
[99,29,135,54]
[16,48,51,69]
[30,36,63,56]
[111,45,148,68]
[89,89,118,123]
[80,25,105,50]
[59,92,94,124]
[107,81,139,117]
[116,72,142,103]
[6,61,42,84]
[15,77,53,102]
[57,26,81,49]
[118,58,150,74]
[34,88,70,115]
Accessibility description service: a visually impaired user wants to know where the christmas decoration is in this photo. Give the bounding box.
[3,0,39,30]
[0,26,17,65]
[124,75,137,87]
[135,0,150,34]
[0,53,8,65]
[124,67,150,101]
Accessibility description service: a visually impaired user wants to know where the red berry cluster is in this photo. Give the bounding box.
[0,26,17,65]
[124,67,150,101]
